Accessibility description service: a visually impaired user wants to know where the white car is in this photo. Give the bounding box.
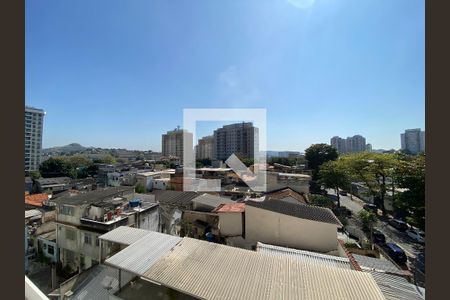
[406,228,425,244]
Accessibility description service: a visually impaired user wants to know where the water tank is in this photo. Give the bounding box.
[129,199,141,208]
[205,232,214,242]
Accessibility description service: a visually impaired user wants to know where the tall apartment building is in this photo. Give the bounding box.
[25,106,45,172]
[401,128,425,154]
[213,122,259,161]
[330,135,367,154]
[196,135,214,160]
[161,127,193,162]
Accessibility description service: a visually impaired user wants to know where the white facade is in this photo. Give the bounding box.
[25,106,45,171]
[401,128,425,154]
[245,205,339,253]
[162,127,193,162]
[196,135,214,160]
[213,122,259,161]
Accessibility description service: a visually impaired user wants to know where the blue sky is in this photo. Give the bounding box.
[26,0,424,152]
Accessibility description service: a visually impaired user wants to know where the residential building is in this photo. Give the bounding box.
[25,106,45,172]
[330,134,367,154]
[213,122,259,161]
[32,176,72,194]
[162,126,193,162]
[245,200,342,253]
[401,128,425,154]
[196,135,214,160]
[53,186,159,273]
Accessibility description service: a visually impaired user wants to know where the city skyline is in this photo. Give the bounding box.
[26,0,424,151]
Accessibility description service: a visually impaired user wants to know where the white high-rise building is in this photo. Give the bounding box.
[25,106,45,172]
[401,128,425,154]
[330,135,367,154]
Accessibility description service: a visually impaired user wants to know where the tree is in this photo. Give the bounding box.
[39,157,70,177]
[135,184,146,194]
[393,154,425,229]
[29,170,41,180]
[319,161,350,207]
[305,144,338,193]
[93,154,116,164]
[358,209,377,233]
[310,194,334,209]
[305,144,338,180]
[338,152,397,215]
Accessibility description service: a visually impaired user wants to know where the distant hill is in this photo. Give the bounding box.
[43,143,90,154]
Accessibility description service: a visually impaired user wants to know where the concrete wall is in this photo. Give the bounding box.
[37,236,58,262]
[245,206,338,253]
[56,204,83,226]
[218,213,243,236]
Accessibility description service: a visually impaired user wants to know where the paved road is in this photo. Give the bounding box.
[326,189,425,285]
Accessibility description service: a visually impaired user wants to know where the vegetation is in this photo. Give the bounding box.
[305,144,338,193]
[40,155,96,179]
[309,194,334,209]
[93,154,116,164]
[318,161,350,207]
[358,209,377,232]
[29,170,41,180]
[135,183,146,194]
[393,154,425,229]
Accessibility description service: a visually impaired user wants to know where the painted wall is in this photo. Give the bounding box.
[245,206,338,253]
[218,213,243,236]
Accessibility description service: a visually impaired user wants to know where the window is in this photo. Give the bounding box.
[84,233,92,245]
[61,205,74,216]
[95,236,100,247]
[43,243,47,250]
[48,245,54,255]
[66,228,76,241]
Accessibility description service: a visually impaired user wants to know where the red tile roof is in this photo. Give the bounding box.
[338,239,362,271]
[25,193,49,207]
[213,203,245,213]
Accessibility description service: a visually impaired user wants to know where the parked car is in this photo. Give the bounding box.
[372,229,386,245]
[406,228,425,244]
[383,243,408,265]
[416,252,425,273]
[339,190,348,196]
[388,219,409,231]
[363,203,378,213]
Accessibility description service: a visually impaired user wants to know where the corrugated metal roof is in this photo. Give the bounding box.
[367,271,425,300]
[70,265,135,300]
[99,226,152,245]
[25,209,43,219]
[105,231,181,276]
[191,193,234,211]
[143,237,385,300]
[256,242,352,270]
[353,254,404,275]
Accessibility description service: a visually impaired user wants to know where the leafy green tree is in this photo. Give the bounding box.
[29,170,41,180]
[135,183,146,193]
[305,144,338,179]
[393,154,425,229]
[39,157,70,177]
[93,154,116,164]
[338,152,397,215]
[319,161,350,207]
[358,209,377,232]
[310,194,334,208]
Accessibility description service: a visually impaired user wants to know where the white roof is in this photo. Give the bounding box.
[143,238,384,300]
[278,173,311,179]
[256,242,352,270]
[25,209,43,219]
[99,226,152,245]
[104,231,181,276]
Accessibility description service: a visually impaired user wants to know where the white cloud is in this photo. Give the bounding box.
[287,0,316,9]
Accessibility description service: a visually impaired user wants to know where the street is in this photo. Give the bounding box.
[326,189,425,286]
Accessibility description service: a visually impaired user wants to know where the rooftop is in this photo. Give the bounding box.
[256,242,352,270]
[25,209,43,219]
[191,193,234,211]
[25,193,50,207]
[103,227,385,300]
[152,190,199,208]
[264,187,309,204]
[246,200,343,226]
[53,186,135,205]
[213,202,246,213]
